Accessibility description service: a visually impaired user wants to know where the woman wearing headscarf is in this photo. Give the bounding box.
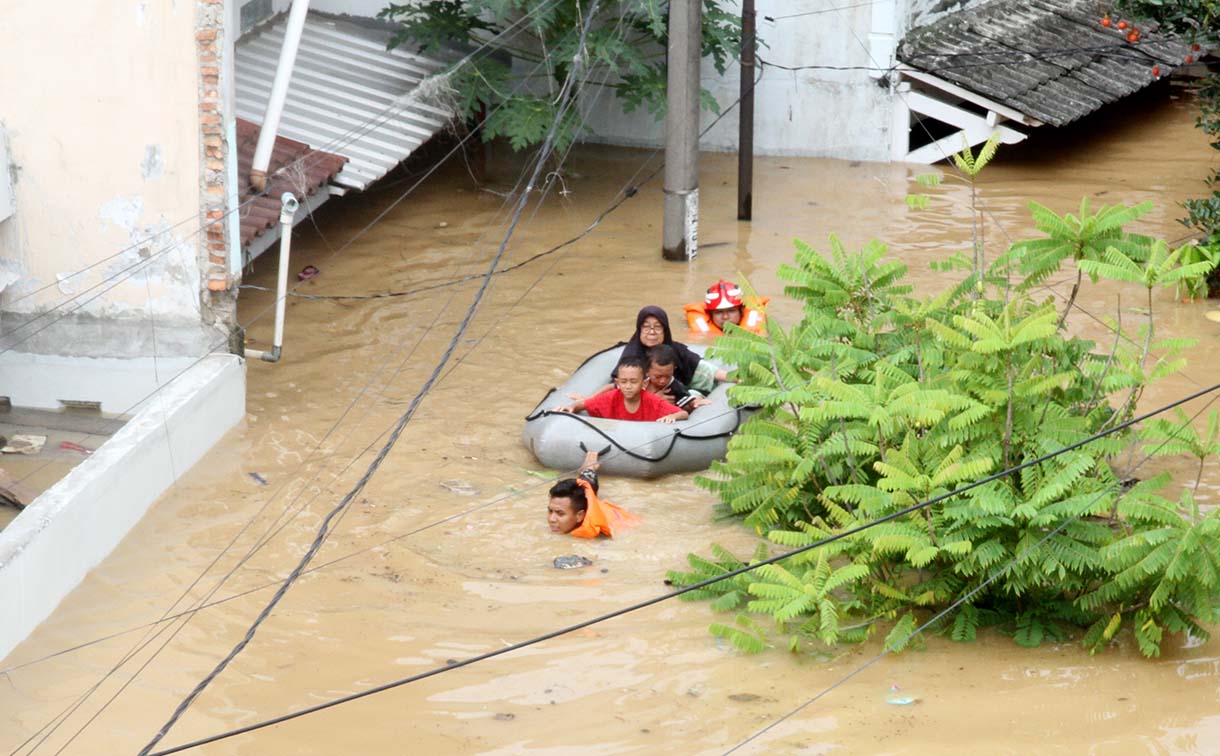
[616,306,728,394]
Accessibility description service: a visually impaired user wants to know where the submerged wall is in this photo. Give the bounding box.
[0,354,245,661]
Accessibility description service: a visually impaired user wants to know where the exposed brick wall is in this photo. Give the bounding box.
[196,0,238,334]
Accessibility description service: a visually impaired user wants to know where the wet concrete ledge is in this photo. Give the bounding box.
[0,354,245,660]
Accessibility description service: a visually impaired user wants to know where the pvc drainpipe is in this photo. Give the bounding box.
[249,0,311,192]
[245,193,299,363]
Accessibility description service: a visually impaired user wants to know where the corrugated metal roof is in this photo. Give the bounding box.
[898,0,1193,127]
[235,13,451,190]
[234,118,346,247]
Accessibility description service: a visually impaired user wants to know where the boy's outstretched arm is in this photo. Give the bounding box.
[555,399,587,414]
[657,409,689,424]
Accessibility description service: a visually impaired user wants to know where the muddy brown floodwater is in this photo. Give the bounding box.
[6,86,1220,755]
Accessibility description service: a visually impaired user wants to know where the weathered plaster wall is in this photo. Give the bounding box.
[0,1,215,356]
[580,0,906,161]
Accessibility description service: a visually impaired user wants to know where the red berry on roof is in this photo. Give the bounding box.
[1193,43,1202,51]
[1127,30,1139,43]
[1117,20,1128,29]
[1187,55,1194,63]
[1101,16,1112,27]
[1152,65,1161,77]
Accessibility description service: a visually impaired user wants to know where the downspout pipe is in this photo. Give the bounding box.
[244,193,299,363]
[249,0,311,192]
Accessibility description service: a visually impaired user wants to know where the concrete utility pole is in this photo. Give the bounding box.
[662,0,702,261]
[737,0,755,221]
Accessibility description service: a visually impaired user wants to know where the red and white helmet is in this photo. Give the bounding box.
[704,279,744,311]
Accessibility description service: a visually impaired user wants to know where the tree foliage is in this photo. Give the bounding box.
[380,0,743,152]
[1119,0,1220,296]
[668,152,1220,658]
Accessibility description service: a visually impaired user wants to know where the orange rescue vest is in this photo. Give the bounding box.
[569,478,639,538]
[683,296,769,336]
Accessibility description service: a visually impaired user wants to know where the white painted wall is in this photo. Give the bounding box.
[578,0,908,160]
[0,2,205,337]
[0,355,246,662]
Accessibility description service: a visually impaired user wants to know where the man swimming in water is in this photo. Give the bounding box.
[546,449,638,538]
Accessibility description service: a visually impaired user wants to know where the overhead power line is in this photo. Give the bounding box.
[142,379,1220,755]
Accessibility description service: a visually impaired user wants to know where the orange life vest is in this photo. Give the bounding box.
[683,296,769,336]
[569,478,639,538]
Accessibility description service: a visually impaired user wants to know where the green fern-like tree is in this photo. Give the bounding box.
[670,146,1220,658]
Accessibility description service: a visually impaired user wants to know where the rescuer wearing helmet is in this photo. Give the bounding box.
[683,279,768,336]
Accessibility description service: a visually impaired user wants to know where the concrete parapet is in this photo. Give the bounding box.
[0,353,245,660]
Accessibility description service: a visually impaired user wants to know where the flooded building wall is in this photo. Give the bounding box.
[0,2,247,658]
[0,0,235,369]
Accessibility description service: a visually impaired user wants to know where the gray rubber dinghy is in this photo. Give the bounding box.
[522,344,755,478]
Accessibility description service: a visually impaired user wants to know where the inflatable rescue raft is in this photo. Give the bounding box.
[522,344,753,478]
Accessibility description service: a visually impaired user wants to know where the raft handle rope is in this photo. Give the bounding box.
[143,379,1220,756]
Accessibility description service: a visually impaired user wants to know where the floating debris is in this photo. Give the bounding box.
[885,683,918,705]
[248,472,269,486]
[297,264,320,281]
[552,555,593,570]
[2,434,46,455]
[59,441,92,455]
[493,712,515,721]
[440,479,478,496]
[728,693,762,703]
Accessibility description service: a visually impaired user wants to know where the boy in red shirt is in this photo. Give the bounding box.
[556,357,688,423]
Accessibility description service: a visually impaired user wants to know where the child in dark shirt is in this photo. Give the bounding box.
[645,344,712,411]
[556,357,688,423]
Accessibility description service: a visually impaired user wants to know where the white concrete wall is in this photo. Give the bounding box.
[581,0,906,161]
[0,354,246,661]
[0,2,205,334]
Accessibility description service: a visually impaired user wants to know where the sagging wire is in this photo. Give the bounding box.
[4,5,576,492]
[3,22,752,689]
[141,378,1220,756]
[133,5,608,753]
[9,40,577,756]
[0,0,568,354]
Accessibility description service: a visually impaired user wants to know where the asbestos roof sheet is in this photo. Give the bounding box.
[235,13,451,191]
[235,117,346,247]
[898,0,1194,127]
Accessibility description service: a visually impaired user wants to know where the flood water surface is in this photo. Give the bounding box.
[5,88,1220,754]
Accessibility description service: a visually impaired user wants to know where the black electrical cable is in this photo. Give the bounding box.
[10,41,579,756]
[765,1,882,22]
[0,0,568,357]
[0,0,564,314]
[3,52,764,689]
[5,11,573,494]
[142,379,1220,756]
[133,6,607,753]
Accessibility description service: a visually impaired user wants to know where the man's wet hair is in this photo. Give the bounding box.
[646,344,678,369]
[549,479,588,513]
[615,355,646,375]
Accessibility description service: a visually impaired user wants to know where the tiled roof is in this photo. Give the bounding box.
[898,0,1194,127]
[235,117,346,247]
